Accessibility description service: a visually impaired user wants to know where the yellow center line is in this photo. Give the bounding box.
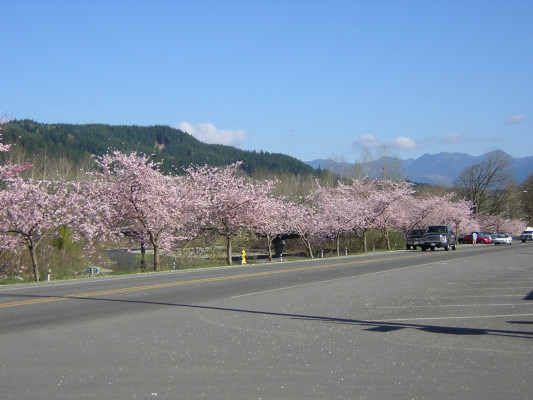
[0,253,426,309]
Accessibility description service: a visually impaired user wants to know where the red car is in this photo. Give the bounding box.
[462,232,492,244]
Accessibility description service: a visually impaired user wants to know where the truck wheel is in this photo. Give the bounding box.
[421,246,427,251]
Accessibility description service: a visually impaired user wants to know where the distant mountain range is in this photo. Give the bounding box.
[306,152,533,185]
[3,120,532,186]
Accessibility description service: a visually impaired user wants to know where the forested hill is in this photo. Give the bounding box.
[1,120,317,177]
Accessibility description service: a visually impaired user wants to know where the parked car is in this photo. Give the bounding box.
[462,232,491,244]
[493,233,513,245]
[461,233,477,244]
[406,228,426,250]
[421,225,456,251]
[478,233,493,244]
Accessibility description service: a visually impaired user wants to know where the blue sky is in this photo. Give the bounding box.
[2,0,532,162]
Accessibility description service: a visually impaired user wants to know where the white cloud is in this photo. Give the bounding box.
[352,134,381,150]
[506,114,526,124]
[177,121,195,135]
[441,132,468,145]
[391,136,416,150]
[177,122,248,146]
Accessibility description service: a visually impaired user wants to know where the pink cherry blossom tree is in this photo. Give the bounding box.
[446,198,478,236]
[185,162,276,265]
[340,179,406,252]
[499,218,529,235]
[395,194,445,235]
[393,193,476,239]
[0,118,32,179]
[477,213,526,235]
[0,178,76,281]
[284,201,325,258]
[426,196,476,236]
[251,195,294,261]
[372,180,415,249]
[0,118,11,154]
[89,151,193,271]
[307,181,363,256]
[0,118,45,280]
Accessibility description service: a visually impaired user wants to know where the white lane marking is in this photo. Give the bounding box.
[230,276,349,298]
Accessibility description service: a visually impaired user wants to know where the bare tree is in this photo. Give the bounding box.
[328,153,364,179]
[355,145,405,182]
[521,172,533,224]
[454,151,513,215]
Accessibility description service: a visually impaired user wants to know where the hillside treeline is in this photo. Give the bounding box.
[0,119,319,178]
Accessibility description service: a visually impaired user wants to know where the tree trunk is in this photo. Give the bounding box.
[379,228,391,250]
[226,235,232,265]
[153,243,160,271]
[336,232,340,256]
[149,234,160,271]
[362,229,368,253]
[307,240,314,258]
[140,241,146,271]
[27,238,40,282]
[382,229,391,250]
[301,235,314,258]
[267,233,273,262]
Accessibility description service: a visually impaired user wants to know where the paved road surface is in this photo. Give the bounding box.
[1,244,532,399]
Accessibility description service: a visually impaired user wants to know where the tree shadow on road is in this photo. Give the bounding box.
[289,315,532,338]
[2,292,533,339]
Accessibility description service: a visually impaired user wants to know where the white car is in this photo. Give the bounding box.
[493,233,513,245]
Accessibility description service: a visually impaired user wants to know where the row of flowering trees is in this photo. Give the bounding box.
[0,119,527,282]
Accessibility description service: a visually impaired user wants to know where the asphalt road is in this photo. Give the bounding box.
[1,243,532,399]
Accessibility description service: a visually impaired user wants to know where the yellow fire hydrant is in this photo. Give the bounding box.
[241,249,247,265]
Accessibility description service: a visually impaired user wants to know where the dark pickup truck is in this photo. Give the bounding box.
[406,228,426,250]
[421,225,457,251]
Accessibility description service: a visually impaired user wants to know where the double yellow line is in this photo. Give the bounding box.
[0,253,422,309]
